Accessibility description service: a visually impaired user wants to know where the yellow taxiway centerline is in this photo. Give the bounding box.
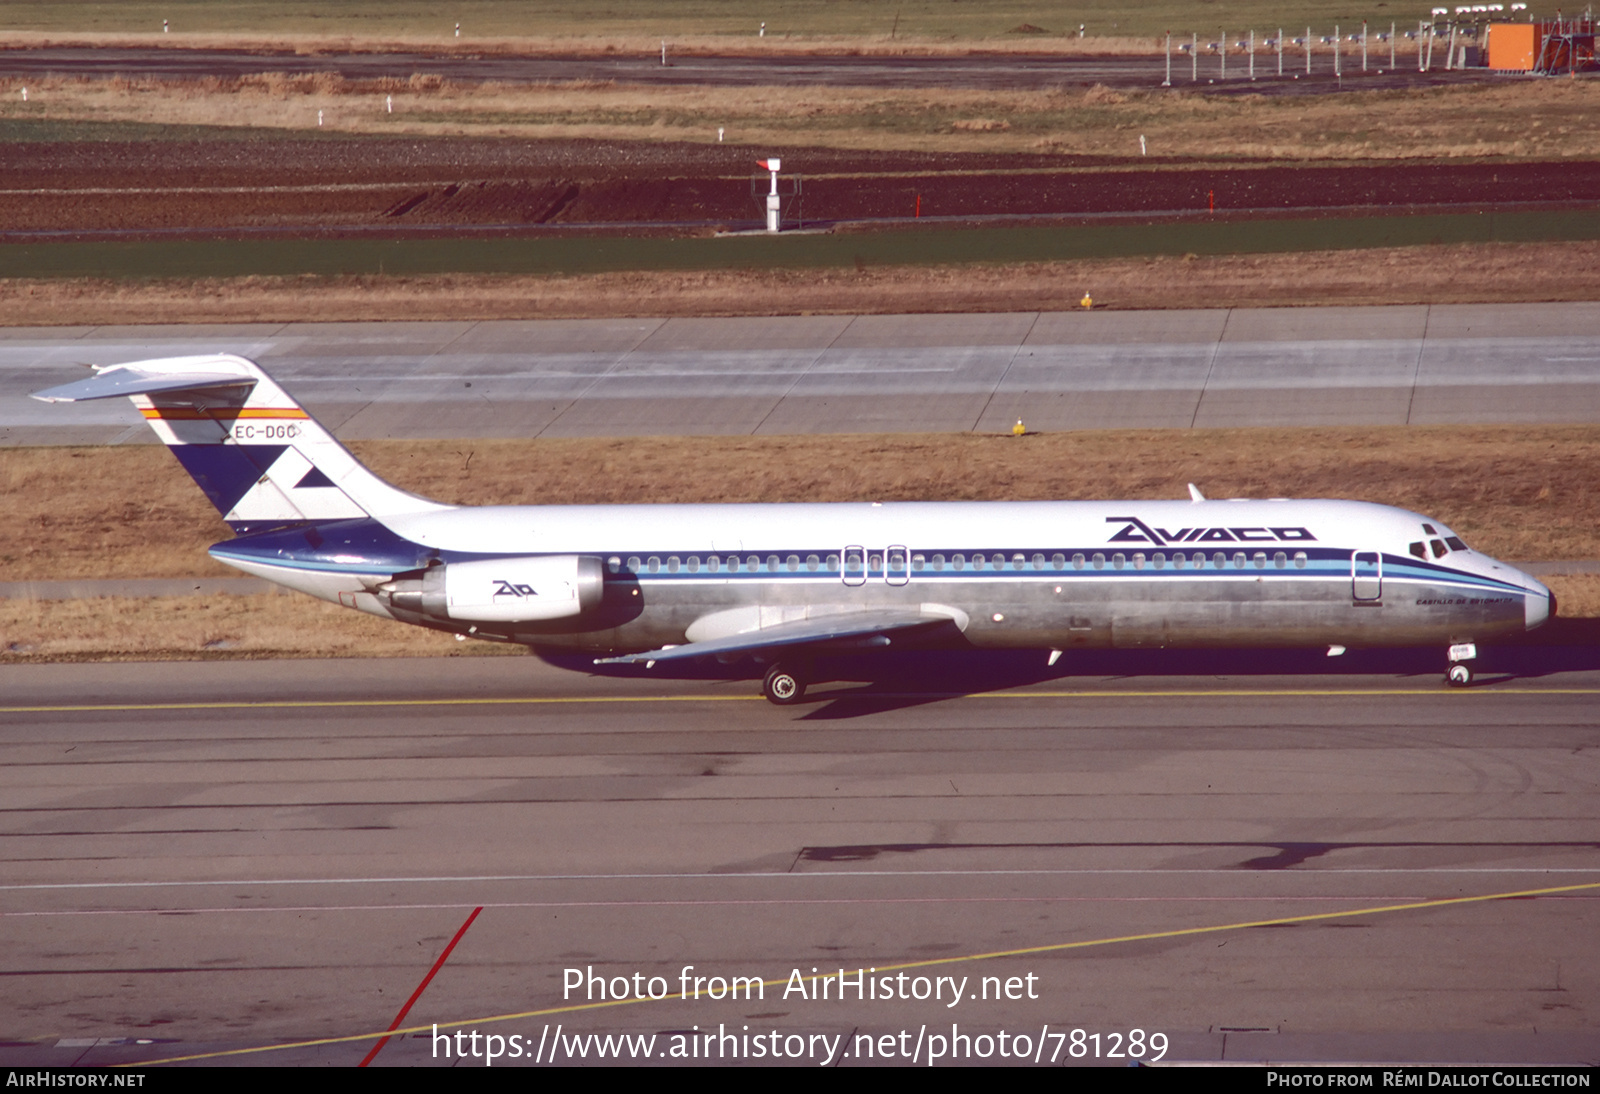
[7,687,1600,715]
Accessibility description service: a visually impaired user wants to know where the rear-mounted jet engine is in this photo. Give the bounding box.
[378,556,604,623]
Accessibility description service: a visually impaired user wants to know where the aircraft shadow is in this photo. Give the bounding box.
[538,617,1600,718]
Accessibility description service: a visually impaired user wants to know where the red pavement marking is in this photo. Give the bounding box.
[358,905,483,1067]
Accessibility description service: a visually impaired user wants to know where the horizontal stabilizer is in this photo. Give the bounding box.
[31,361,256,403]
[595,609,954,665]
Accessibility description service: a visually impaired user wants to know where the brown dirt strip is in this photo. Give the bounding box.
[3,241,1598,326]
[3,139,1595,236]
[2,140,1586,236]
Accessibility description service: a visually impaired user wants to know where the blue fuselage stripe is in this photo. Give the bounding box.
[210,540,1526,597]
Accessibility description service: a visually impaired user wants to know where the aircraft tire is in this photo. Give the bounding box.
[1446,662,1473,687]
[763,664,806,705]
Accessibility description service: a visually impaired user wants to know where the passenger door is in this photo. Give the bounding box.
[1352,551,1382,601]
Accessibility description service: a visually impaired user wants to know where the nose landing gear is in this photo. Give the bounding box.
[1445,642,1477,688]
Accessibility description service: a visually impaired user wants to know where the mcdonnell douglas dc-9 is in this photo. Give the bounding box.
[34,355,1554,703]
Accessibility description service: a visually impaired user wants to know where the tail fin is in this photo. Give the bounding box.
[31,354,450,533]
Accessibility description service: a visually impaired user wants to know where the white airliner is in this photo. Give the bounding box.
[34,354,1553,703]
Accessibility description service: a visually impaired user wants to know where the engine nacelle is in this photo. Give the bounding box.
[380,555,604,624]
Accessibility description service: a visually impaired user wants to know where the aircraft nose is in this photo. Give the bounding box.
[1525,579,1553,630]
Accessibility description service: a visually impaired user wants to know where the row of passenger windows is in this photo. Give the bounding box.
[604,550,1313,575]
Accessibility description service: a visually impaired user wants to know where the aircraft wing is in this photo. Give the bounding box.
[594,609,957,666]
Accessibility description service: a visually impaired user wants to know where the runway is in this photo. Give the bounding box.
[6,302,1600,446]
[1,658,1597,1066]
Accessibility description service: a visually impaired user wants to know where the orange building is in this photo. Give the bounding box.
[1487,19,1596,71]
[1486,22,1538,69]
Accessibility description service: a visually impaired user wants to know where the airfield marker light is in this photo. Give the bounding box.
[1140,133,1147,155]
[1013,420,1027,435]
[760,158,782,231]
[662,39,668,65]
[386,94,392,114]
[163,20,168,33]
[318,109,324,127]
[20,87,25,102]
[760,22,766,37]
[718,127,724,141]
[1080,292,1094,308]
[455,22,460,37]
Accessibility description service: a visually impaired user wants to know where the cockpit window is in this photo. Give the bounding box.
[1422,523,1437,535]
[1445,536,1467,552]
[1409,541,1427,560]
[1430,539,1447,558]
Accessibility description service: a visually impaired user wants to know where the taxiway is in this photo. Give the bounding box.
[1,658,1596,1065]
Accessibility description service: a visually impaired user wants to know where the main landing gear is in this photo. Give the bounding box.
[1445,642,1477,688]
[763,662,807,705]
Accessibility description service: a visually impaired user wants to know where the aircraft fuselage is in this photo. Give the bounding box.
[209,497,1550,656]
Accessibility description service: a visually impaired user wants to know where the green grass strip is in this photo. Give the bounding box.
[4,209,1596,280]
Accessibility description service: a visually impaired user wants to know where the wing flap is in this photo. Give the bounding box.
[595,609,954,665]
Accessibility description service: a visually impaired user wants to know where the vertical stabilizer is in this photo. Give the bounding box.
[31,354,450,532]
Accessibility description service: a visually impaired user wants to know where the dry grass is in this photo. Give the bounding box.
[0,0,1422,49]
[4,426,1599,588]
[0,73,1592,159]
[0,30,1171,57]
[0,593,517,661]
[1545,575,1600,618]
[3,242,1599,328]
